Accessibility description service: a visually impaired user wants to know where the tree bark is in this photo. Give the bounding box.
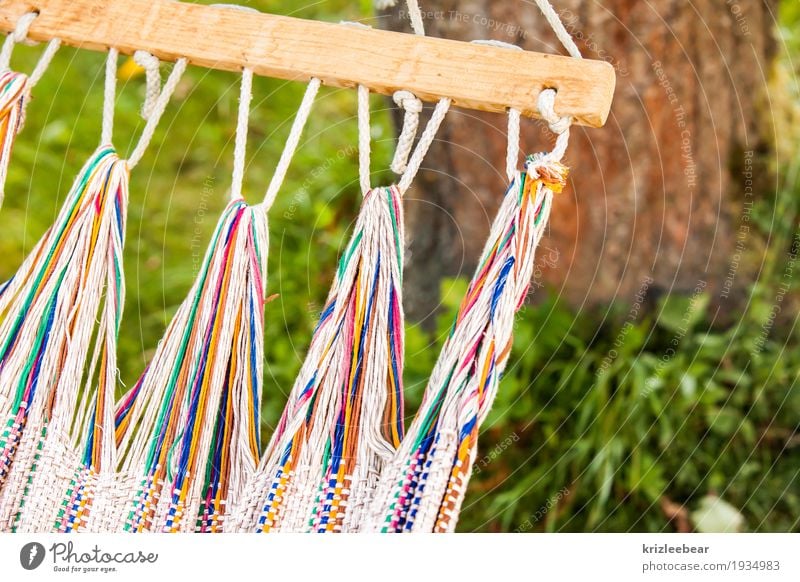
[380,0,777,322]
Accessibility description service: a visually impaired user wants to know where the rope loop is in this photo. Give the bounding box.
[357,84,372,195]
[390,90,422,174]
[262,78,321,209]
[230,68,253,201]
[0,11,61,88]
[397,97,450,195]
[101,49,187,168]
[133,50,161,120]
[537,88,571,135]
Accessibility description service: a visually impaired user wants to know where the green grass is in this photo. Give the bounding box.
[1,1,798,533]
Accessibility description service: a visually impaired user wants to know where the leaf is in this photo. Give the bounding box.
[691,495,745,532]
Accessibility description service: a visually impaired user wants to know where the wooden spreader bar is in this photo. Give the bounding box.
[0,0,616,128]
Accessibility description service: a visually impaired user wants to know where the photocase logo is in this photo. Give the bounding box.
[19,542,46,570]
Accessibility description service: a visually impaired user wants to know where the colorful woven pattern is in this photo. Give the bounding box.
[0,69,26,209]
[366,158,567,533]
[0,145,128,532]
[237,185,405,533]
[115,198,267,533]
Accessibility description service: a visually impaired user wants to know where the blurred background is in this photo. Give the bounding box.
[1,0,797,532]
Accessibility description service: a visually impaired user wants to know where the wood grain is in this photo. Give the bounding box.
[0,0,615,127]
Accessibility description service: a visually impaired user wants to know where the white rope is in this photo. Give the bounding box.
[1,11,61,89]
[471,40,523,180]
[0,11,37,69]
[127,57,187,168]
[27,38,60,88]
[506,108,521,181]
[397,97,450,194]
[375,0,425,35]
[262,77,321,209]
[134,50,161,120]
[535,88,571,163]
[230,68,253,201]
[101,49,118,146]
[532,0,582,59]
[357,84,371,195]
[404,0,425,36]
[390,90,422,174]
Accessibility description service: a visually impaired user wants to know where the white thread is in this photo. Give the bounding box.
[262,78,321,209]
[390,90,422,174]
[126,58,187,168]
[357,84,371,195]
[101,49,118,145]
[397,98,450,194]
[134,50,161,120]
[230,68,253,201]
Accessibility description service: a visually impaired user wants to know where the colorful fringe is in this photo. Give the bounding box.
[236,185,405,533]
[0,70,27,209]
[0,145,128,532]
[366,157,568,533]
[115,198,267,532]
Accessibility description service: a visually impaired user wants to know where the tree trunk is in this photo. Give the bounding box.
[380,0,777,322]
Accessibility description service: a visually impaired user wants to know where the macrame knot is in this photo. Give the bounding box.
[526,153,569,193]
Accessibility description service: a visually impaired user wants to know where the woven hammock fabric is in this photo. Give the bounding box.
[0,69,27,209]
[236,185,405,533]
[366,158,567,533]
[0,145,128,532]
[114,198,267,533]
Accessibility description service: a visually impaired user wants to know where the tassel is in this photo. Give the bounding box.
[239,185,405,533]
[0,145,128,532]
[366,159,567,533]
[115,199,267,532]
[0,70,28,209]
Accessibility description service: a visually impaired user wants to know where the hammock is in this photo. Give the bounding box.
[0,0,613,532]
[113,65,320,533]
[0,48,186,532]
[233,87,450,533]
[0,12,59,208]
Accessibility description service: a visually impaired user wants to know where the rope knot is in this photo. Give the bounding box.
[393,90,422,114]
[390,90,423,174]
[526,154,569,193]
[12,12,38,44]
[537,88,571,135]
[133,50,161,120]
